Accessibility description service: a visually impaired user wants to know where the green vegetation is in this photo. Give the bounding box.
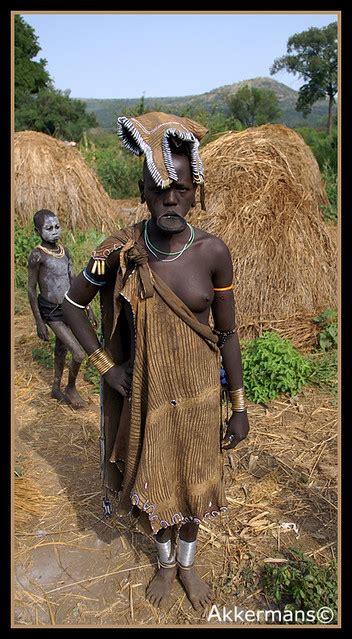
[296,127,337,173]
[240,307,338,403]
[226,84,281,128]
[320,162,338,223]
[32,333,55,369]
[15,16,97,140]
[80,135,143,199]
[312,309,338,352]
[306,350,337,396]
[304,308,338,397]
[261,548,337,624]
[242,331,310,404]
[83,360,101,393]
[271,22,337,135]
[295,127,337,223]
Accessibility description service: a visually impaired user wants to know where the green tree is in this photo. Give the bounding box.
[226,85,281,128]
[15,15,52,108]
[15,88,97,140]
[270,22,337,135]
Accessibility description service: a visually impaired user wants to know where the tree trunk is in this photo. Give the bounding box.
[327,95,333,136]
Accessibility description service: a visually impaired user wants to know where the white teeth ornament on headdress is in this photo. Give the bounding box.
[116,111,208,190]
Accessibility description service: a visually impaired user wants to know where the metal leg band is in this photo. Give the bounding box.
[157,559,177,569]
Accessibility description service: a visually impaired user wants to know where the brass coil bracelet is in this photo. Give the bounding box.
[228,387,246,412]
[88,347,115,376]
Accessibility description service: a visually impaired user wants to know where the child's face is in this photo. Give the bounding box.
[40,214,62,243]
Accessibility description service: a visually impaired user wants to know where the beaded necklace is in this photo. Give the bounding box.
[37,244,65,258]
[144,220,195,262]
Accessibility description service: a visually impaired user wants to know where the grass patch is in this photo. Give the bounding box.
[261,548,337,624]
[305,350,338,395]
[31,332,56,368]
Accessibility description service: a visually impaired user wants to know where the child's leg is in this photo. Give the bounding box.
[51,335,69,403]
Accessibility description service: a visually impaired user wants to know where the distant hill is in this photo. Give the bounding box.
[81,77,335,130]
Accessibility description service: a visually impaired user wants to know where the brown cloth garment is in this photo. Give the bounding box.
[97,221,228,536]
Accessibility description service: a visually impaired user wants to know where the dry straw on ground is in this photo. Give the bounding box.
[126,124,337,347]
[13,310,337,625]
[14,131,116,231]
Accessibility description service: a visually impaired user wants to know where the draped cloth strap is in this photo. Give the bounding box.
[100,224,154,339]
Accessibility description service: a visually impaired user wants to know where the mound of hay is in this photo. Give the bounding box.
[14,131,116,231]
[126,124,337,347]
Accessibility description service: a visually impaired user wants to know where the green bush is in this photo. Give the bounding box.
[81,145,142,199]
[295,127,337,173]
[242,331,310,403]
[320,162,338,223]
[312,309,338,351]
[261,548,337,624]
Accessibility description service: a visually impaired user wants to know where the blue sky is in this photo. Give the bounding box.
[20,12,338,99]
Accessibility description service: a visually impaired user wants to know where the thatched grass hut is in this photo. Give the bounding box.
[126,124,337,348]
[14,131,116,231]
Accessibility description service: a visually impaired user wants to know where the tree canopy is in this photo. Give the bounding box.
[15,15,52,106]
[226,85,281,128]
[270,21,337,134]
[15,15,97,140]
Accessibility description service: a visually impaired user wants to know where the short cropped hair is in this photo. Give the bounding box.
[33,209,57,230]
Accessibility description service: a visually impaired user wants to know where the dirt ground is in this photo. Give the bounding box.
[13,311,338,628]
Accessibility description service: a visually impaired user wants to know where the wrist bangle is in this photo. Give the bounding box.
[88,347,115,376]
[228,387,246,412]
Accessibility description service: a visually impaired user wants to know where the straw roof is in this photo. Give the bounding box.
[14,131,116,231]
[126,124,337,346]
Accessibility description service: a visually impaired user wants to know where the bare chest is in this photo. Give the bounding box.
[37,255,70,301]
[126,241,215,316]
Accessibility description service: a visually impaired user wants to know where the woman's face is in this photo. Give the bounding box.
[142,153,196,233]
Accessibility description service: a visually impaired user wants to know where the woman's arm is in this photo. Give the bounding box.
[62,263,132,397]
[210,238,249,450]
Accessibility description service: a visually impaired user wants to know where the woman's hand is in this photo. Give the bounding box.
[222,411,249,450]
[103,361,133,397]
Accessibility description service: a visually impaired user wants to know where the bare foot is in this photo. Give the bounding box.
[51,387,71,404]
[178,566,214,610]
[64,386,87,409]
[146,565,177,608]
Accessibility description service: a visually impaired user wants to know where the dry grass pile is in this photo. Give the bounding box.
[127,124,337,347]
[14,131,116,231]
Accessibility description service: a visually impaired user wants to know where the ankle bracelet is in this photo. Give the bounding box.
[157,559,177,569]
[177,562,195,571]
[176,539,197,568]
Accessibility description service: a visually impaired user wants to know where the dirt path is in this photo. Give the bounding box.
[13,311,338,627]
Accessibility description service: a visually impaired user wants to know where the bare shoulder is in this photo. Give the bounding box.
[27,247,43,266]
[194,228,231,261]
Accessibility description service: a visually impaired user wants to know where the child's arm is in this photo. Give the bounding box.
[27,249,48,341]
